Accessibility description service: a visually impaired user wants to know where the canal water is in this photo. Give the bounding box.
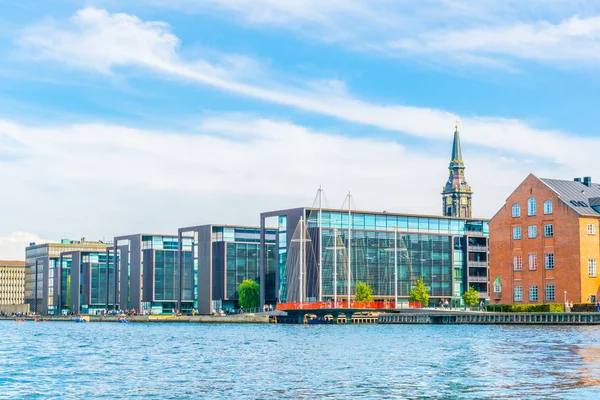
[1,322,600,399]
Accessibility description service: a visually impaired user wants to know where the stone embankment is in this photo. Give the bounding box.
[0,314,269,323]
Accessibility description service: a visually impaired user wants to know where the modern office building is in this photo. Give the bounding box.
[0,261,26,306]
[178,224,277,315]
[57,250,116,315]
[490,174,600,305]
[113,234,194,314]
[25,239,110,315]
[259,207,489,307]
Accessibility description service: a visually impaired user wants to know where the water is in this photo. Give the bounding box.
[1,322,600,399]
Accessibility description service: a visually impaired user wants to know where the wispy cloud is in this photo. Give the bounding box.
[17,8,600,170]
[148,1,600,69]
[392,16,600,67]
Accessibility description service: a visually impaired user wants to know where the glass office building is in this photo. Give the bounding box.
[56,250,116,315]
[260,207,489,306]
[178,224,277,314]
[25,239,110,315]
[114,234,193,314]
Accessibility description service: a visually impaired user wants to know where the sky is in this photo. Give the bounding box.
[1,0,600,259]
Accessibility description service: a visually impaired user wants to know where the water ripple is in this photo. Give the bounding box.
[1,322,600,398]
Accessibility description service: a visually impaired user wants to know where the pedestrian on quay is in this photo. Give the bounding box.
[570,302,574,313]
[596,301,600,313]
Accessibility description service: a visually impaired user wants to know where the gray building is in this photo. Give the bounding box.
[25,239,110,315]
[113,234,194,314]
[178,224,277,315]
[259,207,489,307]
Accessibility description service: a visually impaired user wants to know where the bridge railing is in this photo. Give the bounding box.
[276,301,422,310]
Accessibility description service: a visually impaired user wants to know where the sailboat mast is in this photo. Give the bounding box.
[299,216,304,306]
[333,227,337,306]
[347,192,351,308]
[318,186,323,302]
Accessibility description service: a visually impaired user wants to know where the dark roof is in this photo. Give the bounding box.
[451,128,463,164]
[539,177,600,216]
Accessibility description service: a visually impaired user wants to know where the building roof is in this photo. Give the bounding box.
[0,260,26,267]
[539,177,600,216]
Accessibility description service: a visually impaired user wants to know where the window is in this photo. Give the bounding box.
[589,259,597,277]
[528,198,536,216]
[545,285,555,301]
[529,285,538,301]
[513,227,522,240]
[588,224,596,235]
[528,225,537,239]
[543,200,553,214]
[514,286,523,302]
[544,224,554,237]
[513,255,523,271]
[545,253,554,269]
[494,283,501,293]
[528,254,537,270]
[512,204,521,218]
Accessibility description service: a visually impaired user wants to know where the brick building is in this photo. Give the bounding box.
[490,174,600,305]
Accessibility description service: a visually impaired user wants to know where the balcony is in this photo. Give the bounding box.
[493,292,502,300]
[478,292,490,299]
[468,275,488,283]
[467,260,488,267]
[468,244,488,251]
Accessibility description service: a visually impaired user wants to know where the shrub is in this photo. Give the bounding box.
[571,303,595,312]
[485,304,565,313]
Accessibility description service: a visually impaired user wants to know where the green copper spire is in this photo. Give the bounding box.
[450,122,463,166]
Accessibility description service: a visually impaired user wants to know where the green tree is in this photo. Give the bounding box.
[409,277,430,307]
[355,281,374,301]
[462,286,479,308]
[238,279,260,310]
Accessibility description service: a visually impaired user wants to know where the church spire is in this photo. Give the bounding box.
[450,121,463,166]
[442,122,472,218]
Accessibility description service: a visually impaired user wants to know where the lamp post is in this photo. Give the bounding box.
[564,290,568,304]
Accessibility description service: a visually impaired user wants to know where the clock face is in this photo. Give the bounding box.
[461,197,468,205]
[446,197,452,204]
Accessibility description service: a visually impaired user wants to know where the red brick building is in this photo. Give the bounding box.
[490,174,600,305]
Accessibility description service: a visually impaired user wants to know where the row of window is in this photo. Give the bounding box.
[514,223,597,239]
[513,224,554,239]
[512,199,552,217]
[514,285,547,301]
[513,254,553,270]
[513,254,597,277]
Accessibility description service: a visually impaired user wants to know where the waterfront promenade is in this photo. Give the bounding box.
[5,308,600,325]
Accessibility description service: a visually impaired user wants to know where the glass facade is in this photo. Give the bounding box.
[212,226,277,306]
[268,208,489,306]
[152,250,193,302]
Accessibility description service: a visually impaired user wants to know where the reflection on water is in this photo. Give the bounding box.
[1,322,600,399]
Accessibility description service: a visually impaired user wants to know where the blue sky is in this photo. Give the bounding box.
[1,1,599,257]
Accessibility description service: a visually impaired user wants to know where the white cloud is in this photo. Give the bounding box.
[16,8,600,170]
[391,16,600,66]
[0,116,565,247]
[148,1,600,68]
[0,232,49,260]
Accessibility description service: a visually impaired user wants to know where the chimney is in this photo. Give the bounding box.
[584,177,592,187]
[575,177,582,182]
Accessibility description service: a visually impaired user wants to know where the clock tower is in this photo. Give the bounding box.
[442,123,472,218]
